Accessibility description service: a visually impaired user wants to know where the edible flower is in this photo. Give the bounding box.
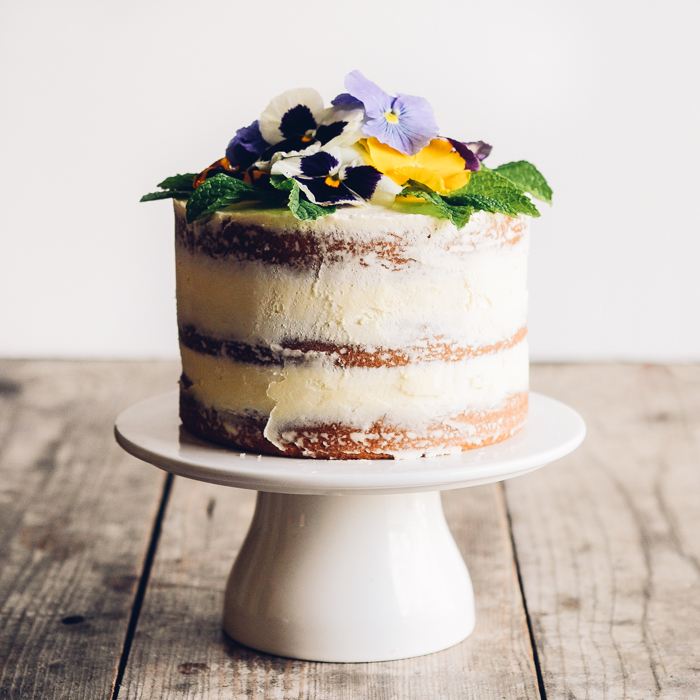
[271,145,400,206]
[364,137,476,193]
[225,120,269,170]
[344,70,439,156]
[258,87,363,160]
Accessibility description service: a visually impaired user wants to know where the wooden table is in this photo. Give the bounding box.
[1,361,698,699]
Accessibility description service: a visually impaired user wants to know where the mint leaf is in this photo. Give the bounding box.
[400,182,474,228]
[270,174,295,192]
[493,161,552,204]
[288,181,336,221]
[140,190,192,202]
[447,170,540,218]
[157,173,196,191]
[186,174,263,223]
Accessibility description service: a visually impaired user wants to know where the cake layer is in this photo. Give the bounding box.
[180,339,528,452]
[180,387,528,459]
[174,200,527,270]
[176,225,529,351]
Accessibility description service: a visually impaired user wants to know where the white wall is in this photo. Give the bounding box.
[1,0,698,361]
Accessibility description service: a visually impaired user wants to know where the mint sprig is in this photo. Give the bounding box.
[493,161,552,204]
[140,172,197,203]
[447,170,540,218]
[157,174,196,191]
[400,182,474,228]
[288,181,336,221]
[140,190,193,202]
[185,174,282,223]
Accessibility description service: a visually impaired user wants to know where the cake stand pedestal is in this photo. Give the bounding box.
[115,391,585,663]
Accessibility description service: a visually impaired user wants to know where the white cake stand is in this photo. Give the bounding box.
[115,391,585,663]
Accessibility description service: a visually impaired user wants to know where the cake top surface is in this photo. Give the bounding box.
[143,71,551,230]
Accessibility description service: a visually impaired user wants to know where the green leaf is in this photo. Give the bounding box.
[400,182,474,229]
[140,190,192,202]
[185,174,262,223]
[157,173,196,191]
[493,161,552,204]
[288,181,336,221]
[447,170,540,218]
[270,174,295,192]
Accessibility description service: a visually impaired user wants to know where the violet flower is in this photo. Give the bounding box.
[225,120,269,170]
[344,70,439,156]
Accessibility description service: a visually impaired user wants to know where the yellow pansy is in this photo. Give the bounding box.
[363,137,471,193]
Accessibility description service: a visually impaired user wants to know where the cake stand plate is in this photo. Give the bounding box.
[115,391,585,663]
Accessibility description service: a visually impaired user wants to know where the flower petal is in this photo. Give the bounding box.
[225,120,269,169]
[259,87,325,145]
[416,139,467,178]
[391,165,445,191]
[442,171,471,191]
[297,178,361,206]
[269,143,322,179]
[466,141,492,161]
[331,92,363,107]
[317,105,365,147]
[446,139,481,171]
[299,151,339,178]
[363,137,413,173]
[344,70,392,119]
[388,93,439,155]
[341,165,382,201]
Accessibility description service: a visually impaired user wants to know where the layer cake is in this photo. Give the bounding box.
[176,201,530,459]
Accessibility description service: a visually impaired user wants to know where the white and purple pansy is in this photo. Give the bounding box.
[343,70,439,156]
[258,88,364,160]
[271,146,401,206]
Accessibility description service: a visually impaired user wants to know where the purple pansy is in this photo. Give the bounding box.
[446,138,492,172]
[331,92,363,108]
[344,70,439,156]
[466,141,492,162]
[225,120,269,169]
[270,146,400,206]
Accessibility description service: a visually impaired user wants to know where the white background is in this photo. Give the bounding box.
[1,0,698,361]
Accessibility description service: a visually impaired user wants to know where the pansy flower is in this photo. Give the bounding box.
[344,70,439,156]
[271,145,400,206]
[225,120,269,170]
[364,137,481,193]
[258,88,364,161]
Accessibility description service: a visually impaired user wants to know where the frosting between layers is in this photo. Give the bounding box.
[180,339,528,449]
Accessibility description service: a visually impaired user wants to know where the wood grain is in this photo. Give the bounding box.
[119,479,540,699]
[0,360,179,700]
[506,364,700,699]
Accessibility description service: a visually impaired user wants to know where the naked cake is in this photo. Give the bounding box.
[142,70,552,459]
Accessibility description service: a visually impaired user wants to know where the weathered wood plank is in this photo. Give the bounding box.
[120,479,540,699]
[506,364,700,699]
[0,360,179,700]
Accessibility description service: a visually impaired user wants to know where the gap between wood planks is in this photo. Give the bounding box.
[112,473,174,700]
[502,481,548,700]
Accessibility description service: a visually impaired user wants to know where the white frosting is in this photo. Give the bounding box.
[176,218,528,351]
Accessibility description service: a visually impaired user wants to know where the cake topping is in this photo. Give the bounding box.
[142,71,552,228]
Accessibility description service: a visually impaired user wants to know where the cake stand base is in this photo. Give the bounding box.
[224,490,474,662]
[115,391,585,663]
